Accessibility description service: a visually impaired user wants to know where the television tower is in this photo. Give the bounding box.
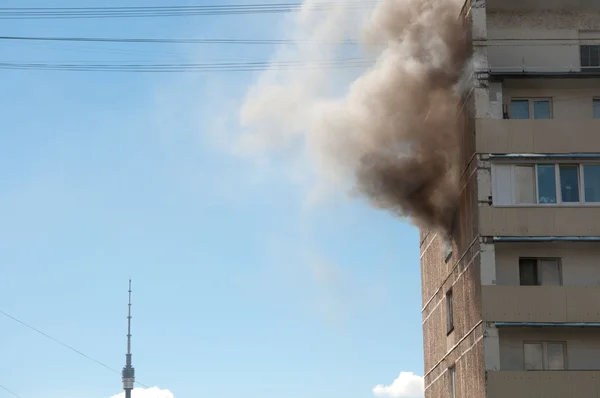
[122,279,135,398]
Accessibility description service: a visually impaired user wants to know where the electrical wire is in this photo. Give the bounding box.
[0,35,592,46]
[0,384,20,398]
[0,35,364,45]
[0,58,373,73]
[0,309,149,389]
[0,2,377,19]
[0,37,198,61]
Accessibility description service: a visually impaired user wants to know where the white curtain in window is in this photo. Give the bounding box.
[515,165,536,204]
[493,164,513,205]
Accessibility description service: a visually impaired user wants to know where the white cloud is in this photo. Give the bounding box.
[110,387,174,398]
[372,372,424,398]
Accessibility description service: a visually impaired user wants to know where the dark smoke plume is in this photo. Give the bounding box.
[238,0,470,232]
[354,0,469,232]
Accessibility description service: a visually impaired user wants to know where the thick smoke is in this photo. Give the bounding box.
[238,0,470,232]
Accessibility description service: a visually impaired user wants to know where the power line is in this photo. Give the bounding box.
[0,2,376,19]
[0,35,588,48]
[0,35,593,46]
[0,58,373,73]
[0,309,149,388]
[0,309,119,374]
[0,35,364,45]
[0,1,366,9]
[0,384,20,398]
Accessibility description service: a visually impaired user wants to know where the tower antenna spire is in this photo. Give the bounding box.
[122,279,135,398]
[127,279,132,358]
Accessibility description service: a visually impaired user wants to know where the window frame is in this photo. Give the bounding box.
[518,257,563,286]
[446,289,454,335]
[523,341,567,371]
[492,162,600,207]
[536,163,558,204]
[514,164,537,204]
[509,97,553,119]
[448,365,456,398]
[593,98,600,119]
[583,164,600,203]
[580,44,600,69]
[558,164,582,203]
[444,239,453,264]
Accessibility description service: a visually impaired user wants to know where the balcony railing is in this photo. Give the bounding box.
[475,38,600,76]
[479,206,600,237]
[487,371,600,398]
[482,285,600,323]
[476,119,600,154]
[486,0,600,11]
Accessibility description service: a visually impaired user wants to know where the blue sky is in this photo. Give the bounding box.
[0,1,424,397]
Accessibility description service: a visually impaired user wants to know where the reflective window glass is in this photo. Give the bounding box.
[537,165,557,204]
[559,165,580,203]
[511,100,530,119]
[584,165,600,202]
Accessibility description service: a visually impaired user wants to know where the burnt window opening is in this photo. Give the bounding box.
[443,211,459,264]
[446,289,454,335]
[444,241,453,263]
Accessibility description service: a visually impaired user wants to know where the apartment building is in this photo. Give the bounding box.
[421,0,600,397]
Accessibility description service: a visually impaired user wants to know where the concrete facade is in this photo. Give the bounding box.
[421,1,600,397]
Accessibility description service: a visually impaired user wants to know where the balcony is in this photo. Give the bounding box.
[486,42,584,77]
[486,0,600,11]
[487,371,600,398]
[478,206,600,237]
[482,13,600,76]
[481,285,600,323]
[476,119,600,154]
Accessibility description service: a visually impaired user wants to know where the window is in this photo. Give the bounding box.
[594,99,600,119]
[515,165,536,203]
[524,343,543,370]
[519,258,562,286]
[581,45,600,68]
[584,165,600,202]
[533,100,552,119]
[444,240,453,263]
[493,163,600,205]
[511,100,529,119]
[510,99,552,119]
[524,342,566,371]
[537,165,557,204]
[559,165,580,202]
[446,290,454,335]
[448,365,456,398]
